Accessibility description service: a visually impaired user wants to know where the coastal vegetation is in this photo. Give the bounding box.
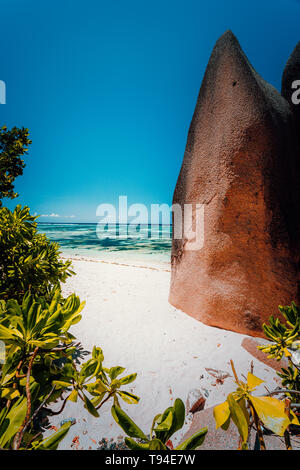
[0,289,140,449]
[111,398,207,450]
[0,126,31,205]
[259,303,300,401]
[0,125,300,450]
[0,205,73,302]
[0,126,206,450]
[0,126,140,449]
[213,305,300,450]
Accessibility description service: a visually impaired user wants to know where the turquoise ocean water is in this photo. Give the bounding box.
[38,223,172,266]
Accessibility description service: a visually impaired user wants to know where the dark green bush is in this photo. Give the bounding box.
[0,289,139,449]
[260,302,300,403]
[0,125,31,205]
[0,205,74,301]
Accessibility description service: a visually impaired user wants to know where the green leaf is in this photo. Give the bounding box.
[79,360,98,381]
[125,437,150,450]
[0,407,8,428]
[238,398,250,427]
[0,349,22,385]
[109,366,125,380]
[91,394,105,407]
[117,391,140,405]
[119,373,137,385]
[32,422,71,450]
[176,427,208,450]
[0,397,27,447]
[67,390,78,403]
[0,324,15,341]
[27,302,41,332]
[173,398,185,432]
[83,394,99,417]
[1,387,20,400]
[85,379,107,396]
[52,380,72,389]
[149,439,168,450]
[111,405,148,440]
[151,414,162,437]
[227,394,248,443]
[154,411,173,431]
[29,338,59,349]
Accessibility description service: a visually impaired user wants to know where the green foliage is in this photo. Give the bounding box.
[213,362,299,450]
[112,398,208,451]
[0,290,138,449]
[259,302,300,401]
[0,396,27,448]
[0,126,31,205]
[0,124,208,452]
[31,422,72,450]
[260,302,300,360]
[0,288,85,352]
[278,364,300,397]
[0,205,74,301]
[0,125,141,450]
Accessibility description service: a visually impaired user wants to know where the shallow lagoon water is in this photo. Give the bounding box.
[38,223,172,265]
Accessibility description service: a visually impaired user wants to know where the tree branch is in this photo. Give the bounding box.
[13,347,39,450]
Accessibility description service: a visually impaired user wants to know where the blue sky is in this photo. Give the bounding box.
[1,0,300,222]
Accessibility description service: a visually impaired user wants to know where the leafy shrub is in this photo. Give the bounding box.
[112,398,207,450]
[0,126,31,205]
[259,302,300,402]
[0,290,139,449]
[213,361,299,450]
[0,205,74,301]
[0,124,208,451]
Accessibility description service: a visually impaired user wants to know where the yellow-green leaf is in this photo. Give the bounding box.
[67,389,78,403]
[52,380,72,389]
[249,396,290,436]
[227,394,248,443]
[1,387,20,400]
[125,437,150,450]
[154,411,173,431]
[119,373,137,385]
[247,373,264,391]
[213,401,230,429]
[111,405,148,440]
[32,422,71,450]
[0,397,27,447]
[283,348,292,358]
[117,391,140,405]
[176,427,208,450]
[149,439,167,450]
[238,398,250,426]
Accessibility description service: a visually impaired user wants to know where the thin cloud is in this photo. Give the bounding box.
[40,213,60,218]
[38,213,76,219]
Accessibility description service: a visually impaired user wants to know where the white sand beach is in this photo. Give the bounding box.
[50,257,279,450]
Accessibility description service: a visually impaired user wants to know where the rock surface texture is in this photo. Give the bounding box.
[169,31,300,337]
[180,406,300,450]
[282,41,300,131]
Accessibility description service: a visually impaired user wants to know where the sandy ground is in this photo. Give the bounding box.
[48,257,279,450]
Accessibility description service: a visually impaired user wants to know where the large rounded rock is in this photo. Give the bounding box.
[169,31,300,337]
